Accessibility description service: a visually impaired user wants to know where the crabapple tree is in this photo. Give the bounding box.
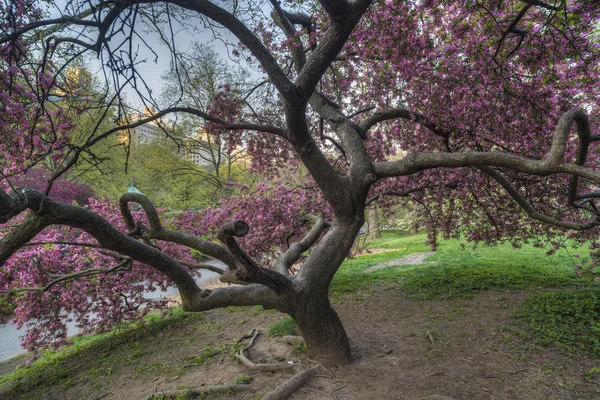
[1,0,600,366]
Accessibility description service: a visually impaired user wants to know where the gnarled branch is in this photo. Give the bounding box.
[217,221,293,294]
[275,216,330,275]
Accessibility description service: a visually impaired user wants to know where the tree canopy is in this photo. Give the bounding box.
[1,0,600,366]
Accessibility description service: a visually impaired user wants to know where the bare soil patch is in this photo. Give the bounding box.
[2,286,600,400]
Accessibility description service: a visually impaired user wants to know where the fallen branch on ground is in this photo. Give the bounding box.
[148,384,253,399]
[262,365,320,400]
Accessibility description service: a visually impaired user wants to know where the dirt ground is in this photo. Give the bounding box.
[2,285,600,400]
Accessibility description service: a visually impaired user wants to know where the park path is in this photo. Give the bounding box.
[363,251,435,273]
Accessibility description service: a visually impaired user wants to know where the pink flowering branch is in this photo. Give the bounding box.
[0,257,132,294]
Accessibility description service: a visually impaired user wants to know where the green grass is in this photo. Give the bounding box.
[331,232,594,299]
[267,316,299,337]
[513,289,600,355]
[233,375,253,384]
[0,307,204,395]
[183,341,245,366]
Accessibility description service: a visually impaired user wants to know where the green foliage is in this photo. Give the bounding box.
[233,375,253,384]
[513,289,600,355]
[267,316,299,337]
[0,294,16,315]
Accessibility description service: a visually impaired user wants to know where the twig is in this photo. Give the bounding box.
[509,368,527,374]
[426,331,436,344]
[426,371,445,378]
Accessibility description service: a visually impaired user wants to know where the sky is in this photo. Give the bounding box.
[47,0,237,110]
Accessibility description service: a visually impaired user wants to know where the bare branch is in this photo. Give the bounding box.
[165,0,299,104]
[519,0,559,11]
[479,166,599,230]
[357,108,447,138]
[0,16,100,45]
[1,257,132,294]
[275,216,330,274]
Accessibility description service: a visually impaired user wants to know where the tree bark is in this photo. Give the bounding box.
[289,291,353,366]
[366,207,381,239]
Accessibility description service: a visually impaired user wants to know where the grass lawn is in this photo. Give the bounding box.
[332,232,593,299]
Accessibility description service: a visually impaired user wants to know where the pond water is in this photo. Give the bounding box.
[0,261,224,362]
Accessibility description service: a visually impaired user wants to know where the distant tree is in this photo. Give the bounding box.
[162,44,254,190]
[1,0,600,367]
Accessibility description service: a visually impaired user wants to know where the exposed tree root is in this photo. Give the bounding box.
[262,365,320,400]
[148,384,253,399]
[236,329,298,371]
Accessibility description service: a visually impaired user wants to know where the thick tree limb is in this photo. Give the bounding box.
[270,0,306,72]
[374,111,595,180]
[318,0,351,22]
[296,1,371,100]
[308,92,374,206]
[217,221,293,294]
[0,190,287,312]
[275,216,330,275]
[374,150,600,182]
[295,221,363,290]
[186,284,282,312]
[119,193,237,267]
[0,189,201,302]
